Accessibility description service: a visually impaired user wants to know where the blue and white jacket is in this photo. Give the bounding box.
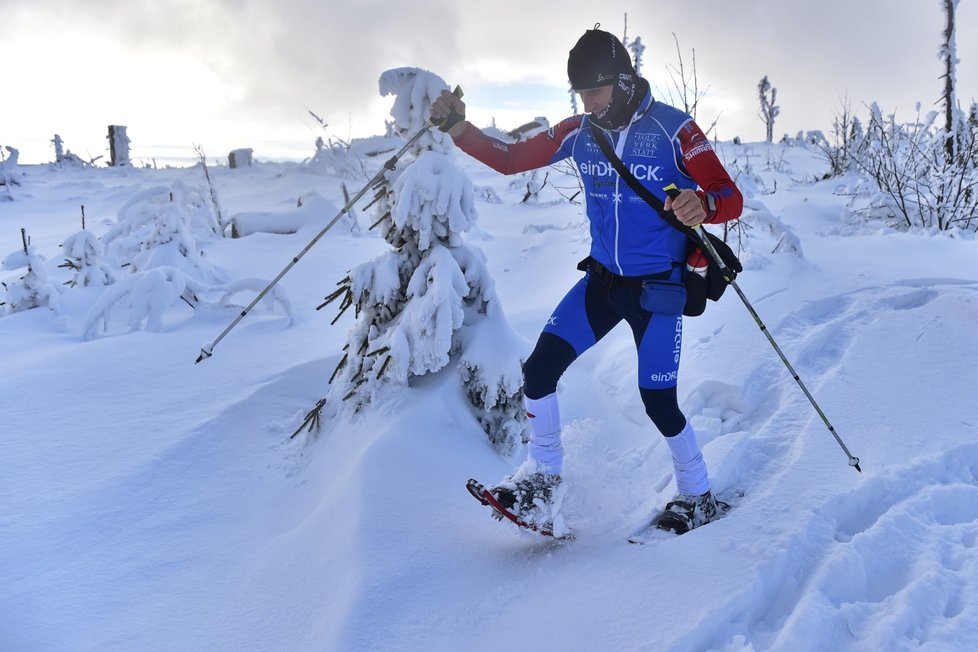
[453,91,743,276]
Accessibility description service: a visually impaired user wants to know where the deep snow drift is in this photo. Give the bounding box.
[2,135,978,651]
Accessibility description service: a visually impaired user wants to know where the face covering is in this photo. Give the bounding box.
[590,73,649,130]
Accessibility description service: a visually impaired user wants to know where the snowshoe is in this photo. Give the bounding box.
[490,471,562,516]
[655,490,729,535]
[628,490,740,544]
[466,475,572,540]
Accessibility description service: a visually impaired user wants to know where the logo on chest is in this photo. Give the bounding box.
[630,132,661,158]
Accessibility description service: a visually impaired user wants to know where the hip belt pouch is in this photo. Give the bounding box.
[640,280,687,315]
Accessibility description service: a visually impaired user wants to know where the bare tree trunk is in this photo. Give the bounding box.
[942,0,957,162]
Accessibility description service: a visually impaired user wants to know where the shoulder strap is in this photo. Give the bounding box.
[588,120,697,243]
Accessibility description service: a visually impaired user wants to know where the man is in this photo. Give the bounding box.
[432,27,743,534]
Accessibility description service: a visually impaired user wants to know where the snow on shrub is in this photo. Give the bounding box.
[60,229,117,287]
[83,181,291,338]
[304,67,527,453]
[1,235,62,314]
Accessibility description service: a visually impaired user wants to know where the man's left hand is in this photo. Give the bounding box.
[665,189,707,227]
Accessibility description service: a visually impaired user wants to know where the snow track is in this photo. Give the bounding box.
[733,444,978,651]
[659,279,978,650]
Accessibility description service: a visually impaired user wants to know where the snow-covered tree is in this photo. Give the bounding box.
[629,36,646,75]
[940,0,959,163]
[82,181,288,338]
[654,34,709,126]
[2,145,19,166]
[305,67,527,452]
[101,181,222,268]
[815,95,865,177]
[1,230,61,314]
[60,228,116,288]
[621,13,645,75]
[305,111,364,180]
[514,169,549,204]
[52,135,65,163]
[848,4,976,232]
[758,75,780,144]
[0,146,18,200]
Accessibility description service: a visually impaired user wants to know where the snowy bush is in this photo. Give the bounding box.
[850,103,978,231]
[305,67,527,452]
[513,169,549,204]
[814,97,865,178]
[102,182,222,267]
[81,271,292,339]
[846,7,977,232]
[82,267,204,337]
[306,136,364,179]
[1,237,62,315]
[83,181,291,338]
[733,201,804,264]
[303,110,369,180]
[60,229,116,287]
[0,146,19,199]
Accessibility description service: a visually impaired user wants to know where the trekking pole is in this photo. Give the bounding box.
[664,185,861,473]
[195,86,463,364]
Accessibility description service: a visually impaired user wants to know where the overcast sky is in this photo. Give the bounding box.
[2,0,976,165]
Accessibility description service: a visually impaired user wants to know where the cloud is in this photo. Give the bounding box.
[2,0,975,162]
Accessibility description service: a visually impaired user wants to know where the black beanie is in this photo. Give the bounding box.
[567,27,635,90]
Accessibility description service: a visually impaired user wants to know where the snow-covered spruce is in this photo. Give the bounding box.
[1,236,62,314]
[83,181,291,338]
[312,67,527,453]
[60,228,116,288]
[101,181,222,268]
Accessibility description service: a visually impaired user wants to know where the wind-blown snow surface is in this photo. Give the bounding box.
[2,142,978,652]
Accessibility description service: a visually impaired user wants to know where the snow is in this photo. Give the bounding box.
[2,132,978,652]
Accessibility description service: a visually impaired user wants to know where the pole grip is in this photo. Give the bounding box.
[429,86,465,129]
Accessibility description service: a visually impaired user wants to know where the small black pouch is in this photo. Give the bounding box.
[640,280,687,315]
[683,272,708,317]
[701,232,743,301]
[682,232,743,317]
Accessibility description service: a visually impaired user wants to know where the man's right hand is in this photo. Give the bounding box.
[431,89,467,136]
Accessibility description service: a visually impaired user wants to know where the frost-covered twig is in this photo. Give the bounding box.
[193,145,227,235]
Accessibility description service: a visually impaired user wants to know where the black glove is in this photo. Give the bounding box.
[434,105,465,133]
[432,86,465,132]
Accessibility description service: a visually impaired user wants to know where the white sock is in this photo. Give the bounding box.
[525,393,563,475]
[665,421,710,496]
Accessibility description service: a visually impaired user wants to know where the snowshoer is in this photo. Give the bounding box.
[434,26,743,535]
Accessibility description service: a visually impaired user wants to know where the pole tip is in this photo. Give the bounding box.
[850,457,862,473]
[195,342,214,365]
